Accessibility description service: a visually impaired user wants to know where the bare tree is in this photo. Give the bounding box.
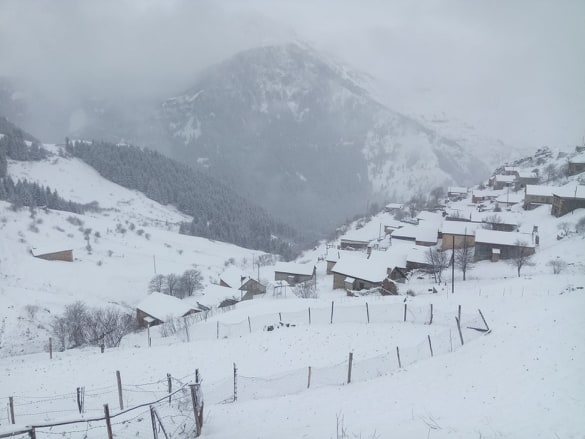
[546,258,567,275]
[294,280,318,298]
[557,222,572,236]
[180,269,203,297]
[425,248,449,283]
[482,214,503,230]
[508,240,535,277]
[148,274,165,293]
[544,163,557,182]
[454,241,474,281]
[429,186,445,206]
[165,273,180,296]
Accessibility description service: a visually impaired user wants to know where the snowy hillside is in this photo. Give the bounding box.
[1,138,584,437]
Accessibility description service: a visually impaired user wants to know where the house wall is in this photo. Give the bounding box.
[332,272,347,289]
[441,233,475,250]
[241,279,266,295]
[339,240,369,250]
[524,194,553,206]
[551,195,585,217]
[474,243,535,261]
[136,309,162,327]
[34,250,73,262]
[568,162,585,176]
[275,271,313,285]
[415,239,436,247]
[326,260,336,274]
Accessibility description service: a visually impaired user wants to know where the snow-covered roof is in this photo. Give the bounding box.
[193,284,240,308]
[274,262,315,276]
[475,230,535,247]
[470,211,520,225]
[390,224,418,240]
[416,227,438,243]
[441,221,482,236]
[220,266,249,289]
[504,166,520,172]
[385,203,403,209]
[471,189,500,198]
[331,253,388,283]
[495,193,524,204]
[447,186,467,194]
[517,170,537,179]
[136,293,198,322]
[406,246,432,264]
[495,175,516,183]
[341,227,379,243]
[31,246,74,257]
[383,219,403,230]
[569,153,585,164]
[552,185,585,200]
[525,185,555,197]
[416,211,443,224]
[325,250,353,263]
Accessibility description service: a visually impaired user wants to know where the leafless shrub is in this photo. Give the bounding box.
[24,304,41,319]
[547,258,567,275]
[294,280,318,298]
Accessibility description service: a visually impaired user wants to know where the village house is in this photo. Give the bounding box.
[219,267,249,289]
[195,284,241,309]
[390,224,418,242]
[384,203,404,213]
[471,189,499,204]
[239,278,267,300]
[515,170,539,189]
[447,186,468,201]
[415,226,439,247]
[524,185,555,209]
[492,174,516,190]
[474,230,535,262]
[495,192,523,208]
[440,221,481,250]
[551,185,585,217]
[405,245,434,271]
[31,247,73,262]
[135,292,200,327]
[568,153,585,176]
[383,219,403,235]
[274,262,316,285]
[502,167,520,176]
[330,253,389,291]
[339,226,381,251]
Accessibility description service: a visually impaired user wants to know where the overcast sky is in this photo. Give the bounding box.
[0,0,583,148]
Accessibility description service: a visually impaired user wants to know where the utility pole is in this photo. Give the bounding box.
[153,255,157,274]
[451,236,455,294]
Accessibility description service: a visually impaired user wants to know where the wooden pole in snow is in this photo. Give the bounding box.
[308,307,311,325]
[427,335,434,357]
[307,366,312,389]
[330,301,334,324]
[233,363,238,402]
[104,404,113,439]
[167,373,172,405]
[455,317,464,346]
[366,302,370,323]
[429,304,434,325]
[49,337,52,360]
[478,309,490,332]
[8,396,15,424]
[116,370,124,410]
[247,316,252,333]
[403,303,407,322]
[396,347,402,368]
[347,352,353,384]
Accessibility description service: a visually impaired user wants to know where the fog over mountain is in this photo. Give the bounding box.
[0,0,584,235]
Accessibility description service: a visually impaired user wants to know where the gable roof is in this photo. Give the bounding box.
[441,221,482,236]
[136,293,198,322]
[475,230,535,247]
[331,253,388,283]
[552,185,585,200]
[220,266,249,289]
[569,153,585,164]
[494,174,516,183]
[274,262,315,276]
[31,246,73,257]
[447,186,468,194]
[525,185,555,197]
[193,284,240,308]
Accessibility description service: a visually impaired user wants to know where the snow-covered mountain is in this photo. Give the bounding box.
[158,43,492,234]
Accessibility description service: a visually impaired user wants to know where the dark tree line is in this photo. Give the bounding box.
[67,140,300,258]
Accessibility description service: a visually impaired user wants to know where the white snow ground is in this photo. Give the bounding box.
[0,144,584,438]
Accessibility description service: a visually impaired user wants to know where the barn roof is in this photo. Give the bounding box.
[192,284,240,309]
[274,262,315,276]
[475,230,535,247]
[525,185,555,197]
[552,185,585,200]
[448,186,468,194]
[136,293,198,322]
[31,246,73,257]
[220,266,249,289]
[569,153,585,164]
[441,221,482,236]
[331,253,388,283]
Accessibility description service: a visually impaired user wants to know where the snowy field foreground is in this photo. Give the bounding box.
[0,278,584,438]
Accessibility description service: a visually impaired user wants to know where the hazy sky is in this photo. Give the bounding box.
[1,0,584,148]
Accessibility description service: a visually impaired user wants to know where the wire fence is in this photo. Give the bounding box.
[1,302,490,438]
[154,301,487,345]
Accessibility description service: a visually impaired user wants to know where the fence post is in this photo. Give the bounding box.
[455,317,464,346]
[104,404,113,439]
[190,383,203,437]
[279,312,282,321]
[233,363,238,402]
[116,370,124,410]
[307,366,312,389]
[167,373,172,405]
[347,352,353,384]
[478,309,490,332]
[396,347,402,368]
[458,304,461,323]
[9,396,15,424]
[150,405,159,439]
[330,301,334,324]
[28,428,36,439]
[184,317,190,342]
[147,324,151,347]
[216,321,219,339]
[366,302,370,323]
[248,316,252,333]
[308,307,311,325]
[76,387,82,414]
[429,304,434,325]
[403,303,407,322]
[49,337,52,360]
[427,335,434,357]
